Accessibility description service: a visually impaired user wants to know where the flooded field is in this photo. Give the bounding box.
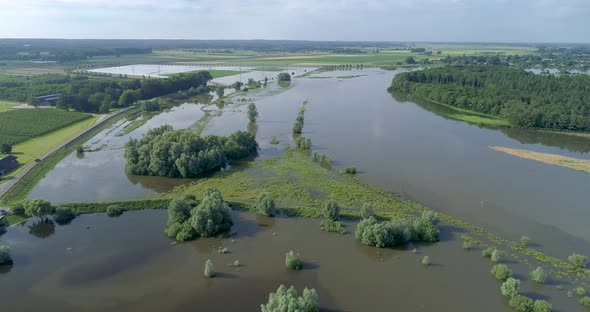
[6,66,590,311]
[0,210,521,311]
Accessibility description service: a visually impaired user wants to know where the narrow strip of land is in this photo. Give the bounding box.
[490,146,590,173]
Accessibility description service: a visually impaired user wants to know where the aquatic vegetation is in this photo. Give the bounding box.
[530,266,548,284]
[260,285,318,312]
[106,205,123,217]
[568,253,588,269]
[482,247,494,258]
[575,287,586,297]
[285,250,302,270]
[269,136,279,144]
[520,236,530,247]
[256,192,276,217]
[204,259,215,278]
[462,240,473,250]
[320,219,346,234]
[492,264,513,281]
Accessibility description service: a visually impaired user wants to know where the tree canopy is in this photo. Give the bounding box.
[125,125,258,178]
[390,65,590,131]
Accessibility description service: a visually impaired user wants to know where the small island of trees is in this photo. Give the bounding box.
[124,125,258,178]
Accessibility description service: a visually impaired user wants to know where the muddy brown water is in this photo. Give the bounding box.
[0,210,519,312]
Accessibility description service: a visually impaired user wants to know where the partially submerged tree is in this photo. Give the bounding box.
[0,245,13,266]
[204,259,215,278]
[322,200,340,221]
[360,202,375,219]
[256,192,276,217]
[23,199,55,222]
[277,73,291,82]
[260,285,319,312]
[285,250,302,270]
[247,103,259,123]
[530,266,548,284]
[491,264,513,281]
[501,278,521,298]
[190,188,233,237]
[569,253,587,269]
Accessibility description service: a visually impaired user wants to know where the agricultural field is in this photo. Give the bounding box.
[0,109,92,145]
[0,100,24,112]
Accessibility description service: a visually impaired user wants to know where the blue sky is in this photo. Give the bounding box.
[0,0,588,42]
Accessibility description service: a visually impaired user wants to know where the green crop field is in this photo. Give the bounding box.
[0,109,92,145]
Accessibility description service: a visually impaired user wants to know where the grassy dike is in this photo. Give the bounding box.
[0,106,140,207]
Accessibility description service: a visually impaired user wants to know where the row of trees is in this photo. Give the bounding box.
[125,125,258,178]
[355,211,440,248]
[165,189,233,242]
[390,65,590,131]
[292,105,305,134]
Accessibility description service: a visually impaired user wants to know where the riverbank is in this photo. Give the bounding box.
[491,146,590,173]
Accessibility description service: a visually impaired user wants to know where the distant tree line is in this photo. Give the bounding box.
[0,71,212,113]
[124,125,258,178]
[389,65,590,131]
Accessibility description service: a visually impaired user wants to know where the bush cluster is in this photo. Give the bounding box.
[260,285,318,312]
[355,211,439,248]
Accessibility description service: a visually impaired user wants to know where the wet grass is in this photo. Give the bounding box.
[491,146,590,173]
[115,111,158,137]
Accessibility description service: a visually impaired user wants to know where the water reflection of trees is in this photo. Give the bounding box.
[28,219,56,239]
[500,128,590,153]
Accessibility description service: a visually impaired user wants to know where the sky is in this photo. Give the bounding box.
[0,0,588,43]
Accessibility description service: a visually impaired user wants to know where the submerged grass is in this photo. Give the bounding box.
[490,146,590,173]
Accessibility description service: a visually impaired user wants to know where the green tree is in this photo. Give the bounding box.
[405,56,416,64]
[285,250,302,270]
[501,278,521,298]
[533,300,552,312]
[509,295,534,312]
[256,192,276,217]
[189,188,233,237]
[568,253,587,268]
[422,256,431,266]
[215,86,225,98]
[118,89,140,107]
[482,247,494,258]
[530,266,548,284]
[53,208,77,225]
[232,81,243,91]
[520,236,530,246]
[277,73,291,82]
[322,200,340,221]
[204,259,215,278]
[0,144,12,154]
[0,245,13,265]
[260,285,319,312]
[360,202,375,219]
[491,249,501,263]
[106,205,123,217]
[248,103,259,123]
[23,199,55,222]
[491,264,513,281]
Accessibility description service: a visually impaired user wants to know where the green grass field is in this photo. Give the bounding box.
[0,100,24,112]
[0,109,92,146]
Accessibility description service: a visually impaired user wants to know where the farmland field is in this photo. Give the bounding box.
[0,109,92,145]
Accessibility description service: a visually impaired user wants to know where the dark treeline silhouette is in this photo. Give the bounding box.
[390,65,590,131]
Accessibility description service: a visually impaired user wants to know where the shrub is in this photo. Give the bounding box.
[576,287,586,297]
[533,300,552,312]
[580,296,590,308]
[295,136,312,150]
[421,211,439,224]
[190,188,233,237]
[106,205,123,217]
[11,202,25,216]
[530,266,548,284]
[462,240,472,250]
[204,259,215,278]
[53,208,77,225]
[232,260,240,268]
[260,285,318,312]
[509,295,534,312]
[285,250,302,270]
[165,197,196,242]
[491,249,501,263]
[360,202,374,219]
[422,256,431,266]
[256,192,276,217]
[344,167,356,174]
[320,220,346,234]
[277,73,291,82]
[355,214,439,248]
[501,278,521,298]
[323,200,340,221]
[270,136,279,144]
[568,253,587,269]
[319,154,332,167]
[482,247,494,258]
[0,245,13,265]
[491,264,513,281]
[520,236,530,246]
[292,114,304,134]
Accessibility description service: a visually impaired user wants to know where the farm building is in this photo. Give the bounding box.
[0,155,19,176]
[35,93,61,106]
